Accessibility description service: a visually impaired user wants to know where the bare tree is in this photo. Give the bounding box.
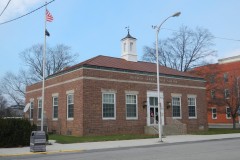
[20,44,78,83]
[222,76,240,129]
[142,26,216,72]
[0,93,8,118]
[190,66,240,129]
[1,44,78,105]
[0,72,25,105]
[0,94,7,109]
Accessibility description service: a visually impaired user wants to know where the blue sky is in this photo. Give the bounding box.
[0,0,240,78]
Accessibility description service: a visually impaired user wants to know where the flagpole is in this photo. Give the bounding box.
[41,2,47,132]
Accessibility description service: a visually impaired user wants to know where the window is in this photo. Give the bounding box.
[188,97,197,118]
[38,99,42,120]
[224,89,230,99]
[30,101,34,120]
[102,93,115,119]
[124,43,126,52]
[53,96,58,119]
[209,74,215,84]
[150,97,158,106]
[211,90,215,99]
[67,94,74,119]
[212,108,217,119]
[130,42,133,51]
[172,96,181,118]
[126,94,137,119]
[226,107,231,119]
[223,73,228,82]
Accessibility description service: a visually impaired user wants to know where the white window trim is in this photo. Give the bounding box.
[30,99,34,120]
[126,94,138,120]
[226,106,231,119]
[210,74,215,83]
[171,93,182,97]
[37,98,42,120]
[52,96,58,120]
[125,91,139,95]
[102,92,116,120]
[172,95,182,119]
[211,90,215,99]
[223,73,228,82]
[67,93,74,120]
[187,94,197,98]
[212,107,217,119]
[66,90,74,94]
[224,89,230,99]
[52,93,59,97]
[187,95,197,119]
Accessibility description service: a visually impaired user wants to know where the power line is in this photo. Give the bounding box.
[213,36,240,42]
[162,27,240,42]
[0,0,55,26]
[0,0,12,17]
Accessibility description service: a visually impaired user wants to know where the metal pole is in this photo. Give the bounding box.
[153,12,181,142]
[41,3,47,132]
[155,28,162,142]
[237,77,240,125]
[237,77,239,103]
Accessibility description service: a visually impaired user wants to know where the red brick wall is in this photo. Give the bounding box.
[81,68,207,135]
[26,67,207,136]
[26,69,84,135]
[190,61,240,125]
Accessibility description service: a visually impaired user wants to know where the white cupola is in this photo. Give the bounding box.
[121,29,137,62]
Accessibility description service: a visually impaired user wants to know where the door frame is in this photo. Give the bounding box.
[146,91,164,126]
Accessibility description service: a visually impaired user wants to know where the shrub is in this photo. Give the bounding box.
[0,118,37,147]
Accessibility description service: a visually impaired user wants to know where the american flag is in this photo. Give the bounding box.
[46,9,53,22]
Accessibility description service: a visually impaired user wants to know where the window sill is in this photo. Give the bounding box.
[67,118,74,121]
[102,118,116,120]
[52,118,58,121]
[172,117,182,119]
[126,117,138,120]
[189,117,197,119]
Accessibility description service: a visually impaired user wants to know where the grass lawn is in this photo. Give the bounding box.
[191,128,240,135]
[49,128,240,144]
[49,134,158,144]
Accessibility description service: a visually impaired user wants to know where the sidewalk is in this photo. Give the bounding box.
[1,134,240,157]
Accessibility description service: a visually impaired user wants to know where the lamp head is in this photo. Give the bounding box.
[172,12,181,17]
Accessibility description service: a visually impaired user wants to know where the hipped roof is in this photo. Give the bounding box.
[49,55,203,80]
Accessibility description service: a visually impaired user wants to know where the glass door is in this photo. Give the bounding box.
[149,97,158,125]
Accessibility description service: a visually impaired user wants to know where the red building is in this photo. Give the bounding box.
[191,55,240,128]
[25,32,208,135]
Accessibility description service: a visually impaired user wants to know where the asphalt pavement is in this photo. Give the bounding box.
[1,133,240,157]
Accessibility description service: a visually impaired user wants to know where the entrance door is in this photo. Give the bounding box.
[147,91,164,126]
[149,97,158,125]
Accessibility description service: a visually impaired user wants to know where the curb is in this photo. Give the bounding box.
[0,149,84,157]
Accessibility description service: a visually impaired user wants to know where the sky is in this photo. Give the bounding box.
[0,0,240,78]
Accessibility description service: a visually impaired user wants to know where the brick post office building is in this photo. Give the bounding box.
[25,32,208,136]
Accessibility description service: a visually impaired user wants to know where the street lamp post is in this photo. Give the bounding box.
[237,77,240,102]
[237,76,240,125]
[152,12,181,142]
